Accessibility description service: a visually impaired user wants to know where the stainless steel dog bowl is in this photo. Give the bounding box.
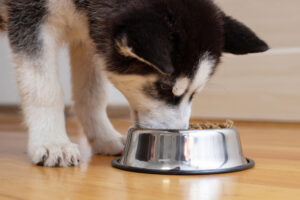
[112,126,254,174]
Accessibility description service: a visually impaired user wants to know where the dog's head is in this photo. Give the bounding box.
[103,0,268,129]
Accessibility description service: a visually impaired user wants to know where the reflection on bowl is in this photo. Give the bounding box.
[112,126,254,174]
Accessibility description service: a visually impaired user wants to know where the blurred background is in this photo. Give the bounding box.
[0,0,299,122]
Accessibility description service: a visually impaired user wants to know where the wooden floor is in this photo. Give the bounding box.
[0,115,299,200]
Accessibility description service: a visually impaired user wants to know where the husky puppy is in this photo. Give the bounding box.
[0,0,268,167]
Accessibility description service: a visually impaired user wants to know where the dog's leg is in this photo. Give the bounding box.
[10,26,80,167]
[70,41,125,155]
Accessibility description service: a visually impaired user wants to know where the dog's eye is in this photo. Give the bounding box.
[160,83,170,90]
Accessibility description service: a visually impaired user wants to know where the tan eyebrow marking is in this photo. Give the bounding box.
[116,37,169,75]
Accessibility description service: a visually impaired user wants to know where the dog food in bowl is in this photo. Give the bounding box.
[189,120,234,130]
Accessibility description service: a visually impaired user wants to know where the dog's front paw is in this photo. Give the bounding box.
[29,142,80,167]
[91,134,126,156]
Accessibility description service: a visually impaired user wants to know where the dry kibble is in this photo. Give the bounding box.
[189,123,203,130]
[224,120,234,128]
[189,120,234,130]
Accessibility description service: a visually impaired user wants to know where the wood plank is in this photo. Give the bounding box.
[0,117,299,200]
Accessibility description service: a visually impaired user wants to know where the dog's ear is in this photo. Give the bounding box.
[223,16,269,54]
[114,15,174,75]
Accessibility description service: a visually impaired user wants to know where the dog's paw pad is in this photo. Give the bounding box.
[30,143,80,167]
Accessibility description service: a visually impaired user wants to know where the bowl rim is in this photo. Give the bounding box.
[129,126,237,133]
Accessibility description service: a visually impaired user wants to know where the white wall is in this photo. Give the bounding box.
[0,37,19,104]
[0,36,128,106]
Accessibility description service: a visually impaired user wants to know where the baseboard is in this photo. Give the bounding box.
[0,105,21,115]
[0,105,131,119]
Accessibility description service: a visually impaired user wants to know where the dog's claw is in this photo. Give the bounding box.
[30,143,80,167]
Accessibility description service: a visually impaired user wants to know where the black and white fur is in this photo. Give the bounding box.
[0,0,268,167]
